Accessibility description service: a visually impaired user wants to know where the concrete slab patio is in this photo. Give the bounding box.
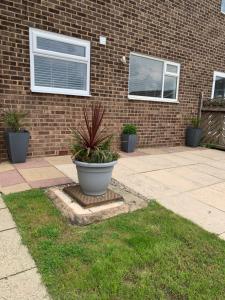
[1,146,225,239]
[114,147,225,239]
[0,196,49,300]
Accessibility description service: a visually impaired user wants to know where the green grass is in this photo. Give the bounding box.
[4,189,225,300]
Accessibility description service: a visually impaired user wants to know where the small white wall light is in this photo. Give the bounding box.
[120,56,127,65]
[99,36,107,45]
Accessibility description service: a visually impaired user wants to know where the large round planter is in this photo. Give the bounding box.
[186,127,203,147]
[74,160,117,196]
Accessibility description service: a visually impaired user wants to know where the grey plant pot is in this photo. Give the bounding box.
[74,160,117,196]
[121,134,137,153]
[185,127,203,147]
[4,131,30,163]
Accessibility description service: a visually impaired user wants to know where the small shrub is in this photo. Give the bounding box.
[71,104,119,163]
[190,117,201,128]
[3,110,28,132]
[122,124,137,135]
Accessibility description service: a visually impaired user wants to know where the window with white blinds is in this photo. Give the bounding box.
[128,53,180,103]
[29,28,90,96]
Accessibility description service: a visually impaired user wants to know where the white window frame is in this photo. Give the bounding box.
[128,52,180,103]
[221,0,225,14]
[29,28,91,96]
[211,71,225,99]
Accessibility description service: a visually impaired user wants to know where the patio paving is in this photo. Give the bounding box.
[114,147,225,239]
[0,156,73,194]
[0,196,49,299]
[1,146,225,239]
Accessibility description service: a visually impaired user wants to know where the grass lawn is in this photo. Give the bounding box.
[4,189,225,300]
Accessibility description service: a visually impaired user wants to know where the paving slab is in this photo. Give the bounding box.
[116,173,172,199]
[210,181,225,192]
[14,158,51,169]
[119,150,146,157]
[0,229,35,279]
[172,151,212,164]
[0,198,6,209]
[160,153,195,167]
[138,155,180,169]
[113,147,225,237]
[1,183,31,195]
[55,163,78,182]
[166,146,203,152]
[45,155,72,165]
[111,164,135,180]
[193,149,225,161]
[189,164,225,180]
[0,268,49,300]
[144,170,200,194]
[29,177,73,188]
[205,159,225,171]
[118,157,153,173]
[119,156,176,173]
[0,170,25,187]
[0,162,15,173]
[157,192,225,235]
[139,147,169,155]
[166,165,222,186]
[18,166,66,182]
[189,187,225,212]
[0,209,16,231]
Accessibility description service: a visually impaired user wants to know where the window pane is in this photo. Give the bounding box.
[222,0,225,12]
[166,64,178,74]
[163,75,177,99]
[34,55,87,90]
[129,55,163,97]
[214,76,225,98]
[37,37,86,57]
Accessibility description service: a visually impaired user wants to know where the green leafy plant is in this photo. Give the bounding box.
[3,110,28,132]
[71,104,119,163]
[190,117,201,129]
[122,124,137,135]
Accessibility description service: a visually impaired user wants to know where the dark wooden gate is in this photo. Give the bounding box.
[201,98,225,150]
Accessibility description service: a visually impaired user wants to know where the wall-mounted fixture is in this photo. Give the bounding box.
[99,36,107,45]
[120,56,127,65]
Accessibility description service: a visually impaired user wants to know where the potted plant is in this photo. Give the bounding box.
[121,123,137,153]
[71,104,119,196]
[186,116,202,147]
[3,110,30,163]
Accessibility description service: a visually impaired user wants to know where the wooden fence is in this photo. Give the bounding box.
[201,98,225,150]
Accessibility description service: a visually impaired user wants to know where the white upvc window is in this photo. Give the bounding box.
[128,53,180,103]
[221,0,225,13]
[29,28,90,96]
[212,71,225,98]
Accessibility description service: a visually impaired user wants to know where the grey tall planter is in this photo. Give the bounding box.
[74,160,117,196]
[5,131,30,163]
[121,134,137,153]
[186,127,203,147]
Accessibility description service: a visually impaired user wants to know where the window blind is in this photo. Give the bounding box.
[34,55,87,90]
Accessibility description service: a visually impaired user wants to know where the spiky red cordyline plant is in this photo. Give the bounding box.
[76,103,111,149]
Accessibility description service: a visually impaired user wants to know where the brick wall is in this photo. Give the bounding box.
[1,0,225,161]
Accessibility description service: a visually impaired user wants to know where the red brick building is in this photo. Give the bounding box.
[1,0,225,161]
